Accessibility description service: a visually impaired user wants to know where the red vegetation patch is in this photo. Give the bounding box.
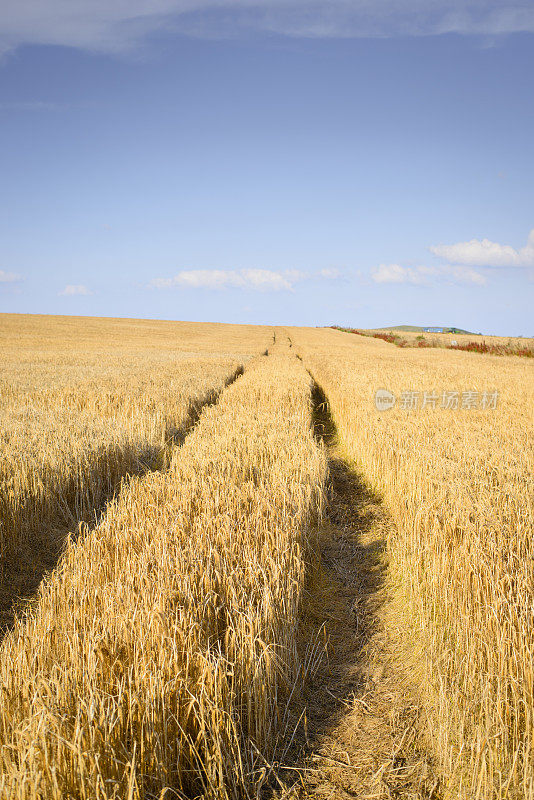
[455,341,534,357]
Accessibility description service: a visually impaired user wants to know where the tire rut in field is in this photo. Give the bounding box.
[269,383,439,800]
[0,363,246,638]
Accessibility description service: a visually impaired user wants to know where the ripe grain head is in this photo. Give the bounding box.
[291,325,534,799]
[0,338,326,799]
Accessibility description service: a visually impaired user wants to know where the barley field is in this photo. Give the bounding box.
[0,314,532,799]
[372,328,533,349]
[0,315,268,628]
[341,326,534,357]
[291,325,534,799]
[0,319,325,799]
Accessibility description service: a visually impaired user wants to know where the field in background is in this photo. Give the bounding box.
[291,325,534,798]
[0,314,532,799]
[1,313,270,359]
[365,326,534,356]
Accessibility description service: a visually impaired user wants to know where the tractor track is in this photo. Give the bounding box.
[0,362,247,638]
[269,381,440,800]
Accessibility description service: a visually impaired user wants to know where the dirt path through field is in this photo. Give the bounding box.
[271,383,439,799]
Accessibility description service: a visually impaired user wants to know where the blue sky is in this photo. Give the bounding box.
[0,1,533,334]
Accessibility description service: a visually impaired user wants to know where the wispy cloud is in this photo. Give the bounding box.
[430,228,534,268]
[0,269,23,283]
[444,265,487,285]
[371,263,486,286]
[150,268,297,291]
[149,267,343,291]
[318,267,342,279]
[59,284,93,296]
[1,1,533,56]
[372,264,428,285]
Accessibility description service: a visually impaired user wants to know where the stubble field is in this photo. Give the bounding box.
[0,314,532,799]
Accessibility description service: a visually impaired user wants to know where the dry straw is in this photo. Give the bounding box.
[0,339,326,799]
[0,314,270,627]
[292,325,534,799]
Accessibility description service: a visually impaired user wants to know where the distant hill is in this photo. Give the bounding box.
[371,324,476,334]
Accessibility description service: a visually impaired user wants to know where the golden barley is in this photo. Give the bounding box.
[291,325,534,799]
[0,334,326,799]
[0,314,270,627]
[2,314,532,800]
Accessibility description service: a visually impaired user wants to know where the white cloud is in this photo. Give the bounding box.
[1,1,533,55]
[430,228,534,268]
[149,267,343,291]
[150,268,297,291]
[151,270,240,290]
[318,267,342,279]
[445,265,487,285]
[0,269,23,283]
[372,264,430,284]
[242,269,294,290]
[371,263,486,286]
[59,284,93,296]
[283,269,309,283]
